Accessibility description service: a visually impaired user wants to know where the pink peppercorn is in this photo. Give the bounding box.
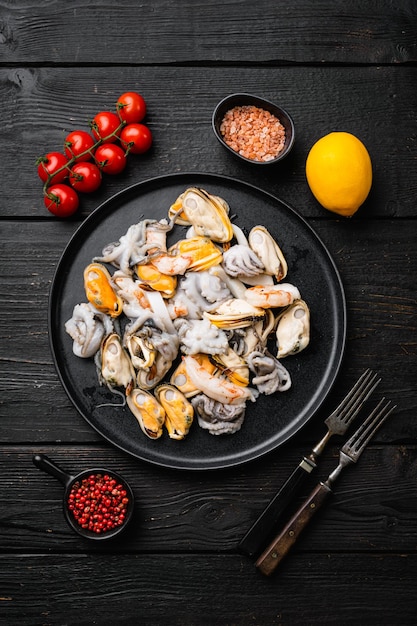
[67,472,129,535]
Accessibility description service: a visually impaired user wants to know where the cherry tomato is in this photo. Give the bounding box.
[117,92,147,124]
[90,111,121,142]
[69,162,102,193]
[37,152,69,184]
[120,123,153,154]
[64,130,95,162]
[44,184,79,218]
[94,143,127,175]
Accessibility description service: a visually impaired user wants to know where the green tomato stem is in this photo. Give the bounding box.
[42,120,127,196]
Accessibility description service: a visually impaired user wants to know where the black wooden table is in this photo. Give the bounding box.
[1,2,416,624]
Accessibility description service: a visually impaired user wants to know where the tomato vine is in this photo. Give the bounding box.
[36,91,153,217]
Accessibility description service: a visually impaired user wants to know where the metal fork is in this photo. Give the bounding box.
[255,398,396,576]
[238,369,381,558]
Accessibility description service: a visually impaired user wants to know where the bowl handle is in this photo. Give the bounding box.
[33,453,74,488]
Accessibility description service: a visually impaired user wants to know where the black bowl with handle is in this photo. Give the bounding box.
[33,453,134,540]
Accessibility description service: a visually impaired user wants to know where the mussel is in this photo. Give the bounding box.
[84,263,123,318]
[167,236,223,272]
[248,225,288,282]
[154,384,194,440]
[169,188,233,243]
[211,347,250,386]
[135,263,177,297]
[99,333,135,393]
[126,388,166,439]
[204,298,265,330]
[275,299,310,358]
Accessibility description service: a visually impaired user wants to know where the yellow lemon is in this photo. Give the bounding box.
[306,132,372,217]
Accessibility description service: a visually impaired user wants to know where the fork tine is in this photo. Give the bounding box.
[344,398,396,459]
[332,369,381,426]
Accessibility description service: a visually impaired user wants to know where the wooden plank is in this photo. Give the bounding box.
[1,0,416,64]
[1,65,416,218]
[2,443,416,553]
[0,552,415,625]
[0,218,415,443]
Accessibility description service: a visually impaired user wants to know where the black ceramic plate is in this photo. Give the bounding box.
[49,173,346,470]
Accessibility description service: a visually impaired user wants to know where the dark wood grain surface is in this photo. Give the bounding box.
[1,2,416,625]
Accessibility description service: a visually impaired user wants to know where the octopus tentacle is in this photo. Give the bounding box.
[247,350,292,395]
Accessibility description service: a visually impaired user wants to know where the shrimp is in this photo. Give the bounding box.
[151,253,192,276]
[183,355,258,405]
[244,283,300,309]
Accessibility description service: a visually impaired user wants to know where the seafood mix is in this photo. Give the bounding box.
[65,187,310,441]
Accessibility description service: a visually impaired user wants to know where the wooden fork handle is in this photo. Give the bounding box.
[255,482,332,576]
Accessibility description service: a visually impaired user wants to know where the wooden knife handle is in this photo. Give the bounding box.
[255,481,332,576]
[238,458,316,558]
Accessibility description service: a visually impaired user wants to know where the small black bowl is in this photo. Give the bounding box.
[212,93,295,165]
[33,453,134,541]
